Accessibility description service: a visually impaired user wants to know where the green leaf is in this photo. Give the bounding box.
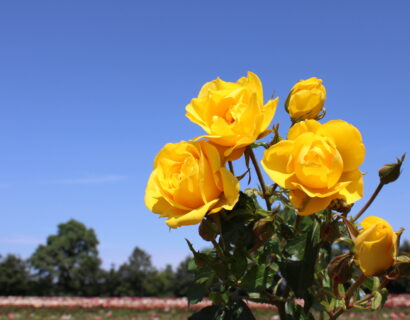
[279,222,321,298]
[240,263,266,292]
[209,290,229,306]
[339,215,359,241]
[285,302,315,320]
[213,261,229,281]
[187,283,207,305]
[188,258,198,271]
[371,291,382,310]
[363,276,380,291]
[230,249,248,280]
[229,299,256,320]
[188,305,222,320]
[380,288,389,307]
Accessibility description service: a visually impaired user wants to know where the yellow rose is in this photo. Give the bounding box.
[145,140,240,228]
[355,216,397,276]
[261,119,365,216]
[185,72,278,158]
[285,77,326,121]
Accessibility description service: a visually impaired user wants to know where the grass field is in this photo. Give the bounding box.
[0,308,410,320]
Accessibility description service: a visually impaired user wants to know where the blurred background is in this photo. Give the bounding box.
[0,1,409,296]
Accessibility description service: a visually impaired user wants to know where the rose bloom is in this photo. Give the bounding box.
[355,216,397,276]
[261,119,365,215]
[185,72,278,158]
[285,77,326,121]
[145,140,239,228]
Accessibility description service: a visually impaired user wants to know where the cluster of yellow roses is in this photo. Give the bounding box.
[145,72,398,277]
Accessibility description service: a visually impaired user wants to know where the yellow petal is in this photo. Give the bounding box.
[356,230,394,276]
[238,72,264,105]
[261,140,297,189]
[145,171,186,217]
[260,98,278,132]
[290,180,350,198]
[185,98,212,134]
[289,189,335,216]
[219,167,240,210]
[361,216,393,231]
[166,199,219,228]
[321,120,365,171]
[338,169,364,204]
[210,116,235,136]
[198,150,221,204]
[287,119,321,140]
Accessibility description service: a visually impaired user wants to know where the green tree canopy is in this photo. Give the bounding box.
[0,254,30,295]
[173,256,195,297]
[115,247,156,296]
[30,219,101,296]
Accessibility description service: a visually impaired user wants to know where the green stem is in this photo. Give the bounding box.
[355,278,390,305]
[344,273,366,307]
[294,215,303,235]
[211,239,227,263]
[331,273,366,320]
[352,183,384,222]
[277,302,287,320]
[248,147,271,210]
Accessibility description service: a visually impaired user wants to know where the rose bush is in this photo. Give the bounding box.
[185,72,278,158]
[145,140,239,228]
[285,77,326,121]
[355,216,398,276]
[262,119,365,215]
[145,72,406,320]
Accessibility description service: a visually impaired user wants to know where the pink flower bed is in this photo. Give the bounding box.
[0,295,408,311]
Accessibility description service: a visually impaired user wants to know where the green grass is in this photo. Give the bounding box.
[0,308,410,320]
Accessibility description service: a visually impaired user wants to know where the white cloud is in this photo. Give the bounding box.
[0,236,43,245]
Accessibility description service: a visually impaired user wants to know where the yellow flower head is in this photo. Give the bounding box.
[261,119,365,215]
[186,72,278,158]
[145,140,239,228]
[355,216,397,276]
[285,77,326,121]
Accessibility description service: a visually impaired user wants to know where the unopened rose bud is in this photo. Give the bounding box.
[285,77,326,121]
[386,256,410,280]
[253,218,274,241]
[328,252,353,284]
[328,199,353,215]
[379,153,406,185]
[199,218,218,242]
[320,220,340,243]
[355,217,397,276]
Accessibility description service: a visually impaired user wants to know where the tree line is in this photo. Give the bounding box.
[0,219,195,297]
[1,219,409,296]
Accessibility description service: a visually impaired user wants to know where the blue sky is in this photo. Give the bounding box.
[0,1,409,269]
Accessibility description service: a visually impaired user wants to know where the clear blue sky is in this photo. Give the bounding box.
[0,1,409,269]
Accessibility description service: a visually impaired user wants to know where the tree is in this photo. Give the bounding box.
[144,264,175,297]
[115,247,155,296]
[173,256,195,297]
[30,219,101,296]
[98,264,121,297]
[0,254,30,295]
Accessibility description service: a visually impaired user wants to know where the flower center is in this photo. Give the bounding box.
[294,136,343,189]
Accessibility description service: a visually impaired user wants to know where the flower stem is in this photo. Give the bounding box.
[211,239,227,263]
[355,278,390,305]
[228,161,235,175]
[248,147,271,210]
[352,182,384,222]
[331,273,366,320]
